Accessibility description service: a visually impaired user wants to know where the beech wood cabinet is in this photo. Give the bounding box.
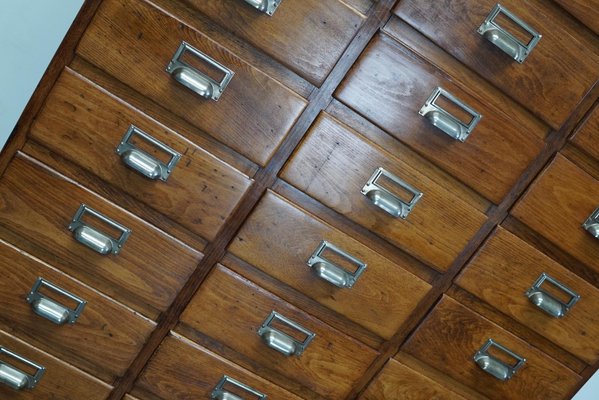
[0,0,598,398]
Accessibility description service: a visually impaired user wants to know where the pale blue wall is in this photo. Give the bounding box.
[0,0,84,150]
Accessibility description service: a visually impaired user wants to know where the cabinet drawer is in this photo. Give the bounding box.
[30,69,252,242]
[0,329,111,399]
[178,264,378,399]
[394,0,599,130]
[282,113,487,272]
[457,228,599,364]
[133,334,302,400]
[512,154,599,275]
[336,31,545,203]
[182,0,366,86]
[229,190,431,339]
[76,0,307,166]
[404,296,581,399]
[360,358,467,400]
[0,153,202,320]
[553,0,599,35]
[0,239,154,382]
[571,103,599,162]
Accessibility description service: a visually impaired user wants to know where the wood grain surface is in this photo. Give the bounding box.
[571,103,599,162]
[553,0,599,35]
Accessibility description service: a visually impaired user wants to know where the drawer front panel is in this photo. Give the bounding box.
[571,103,599,162]
[229,190,432,339]
[133,334,302,400]
[282,113,487,272]
[360,358,467,400]
[394,0,599,129]
[184,0,366,86]
[0,239,155,382]
[76,0,307,166]
[457,228,599,364]
[403,296,581,400]
[0,330,112,399]
[336,33,545,203]
[0,153,202,320]
[553,0,599,35]
[178,265,378,399]
[512,154,599,274]
[30,69,252,242]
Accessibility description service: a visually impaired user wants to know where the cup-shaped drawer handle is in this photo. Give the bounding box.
[473,339,526,381]
[211,375,267,400]
[26,277,87,325]
[257,311,315,357]
[0,347,45,390]
[243,0,282,16]
[525,273,580,318]
[419,87,482,142]
[306,241,367,289]
[361,167,423,219]
[166,41,234,101]
[583,207,599,238]
[477,3,541,63]
[68,204,131,255]
[115,125,181,181]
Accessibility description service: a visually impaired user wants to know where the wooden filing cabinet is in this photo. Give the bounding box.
[0,0,597,398]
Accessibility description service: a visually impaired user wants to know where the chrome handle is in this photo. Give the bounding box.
[0,347,45,390]
[361,167,423,219]
[419,87,482,142]
[166,41,234,101]
[477,4,541,63]
[473,339,526,381]
[525,273,580,318]
[257,311,315,357]
[68,204,131,255]
[583,207,599,238]
[306,241,366,289]
[115,125,181,181]
[26,278,87,325]
[243,0,282,16]
[211,375,267,400]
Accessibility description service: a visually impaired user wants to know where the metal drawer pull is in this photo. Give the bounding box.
[211,375,267,400]
[477,4,541,63]
[419,87,482,142]
[361,167,423,219]
[583,207,599,238]
[257,311,315,357]
[306,241,366,289]
[473,339,526,381]
[68,204,131,255]
[115,125,181,181]
[166,41,234,101]
[525,273,580,318]
[26,278,87,325]
[243,0,282,16]
[0,347,45,390]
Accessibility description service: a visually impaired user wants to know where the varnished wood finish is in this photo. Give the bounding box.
[394,0,599,129]
[76,0,307,166]
[571,103,599,162]
[0,239,155,383]
[177,264,379,399]
[0,329,112,399]
[456,227,599,365]
[0,153,202,320]
[30,68,252,242]
[132,333,302,400]
[512,154,599,275]
[403,296,582,400]
[553,0,599,35]
[336,30,545,204]
[229,190,432,339]
[282,112,487,272]
[182,0,367,86]
[360,358,467,400]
